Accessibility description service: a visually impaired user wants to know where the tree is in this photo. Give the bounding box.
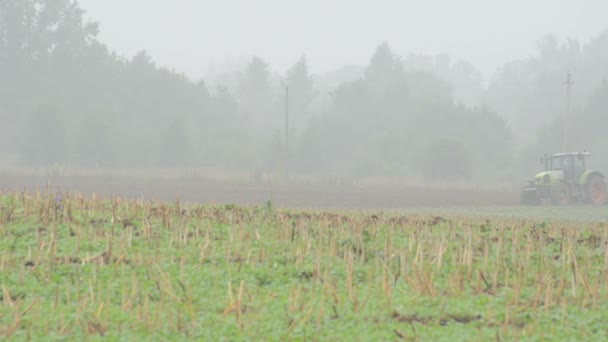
[0,0,99,116]
[364,42,405,96]
[365,43,395,85]
[74,115,116,167]
[212,86,239,123]
[313,43,510,178]
[446,60,483,106]
[237,56,274,130]
[486,33,597,144]
[571,81,608,170]
[294,119,324,173]
[159,119,193,167]
[21,105,69,166]
[262,130,285,173]
[0,0,269,170]
[286,55,315,136]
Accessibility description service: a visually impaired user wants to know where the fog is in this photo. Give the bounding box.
[2,0,608,188]
[77,0,607,80]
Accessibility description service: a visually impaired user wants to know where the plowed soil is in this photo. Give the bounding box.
[0,175,519,209]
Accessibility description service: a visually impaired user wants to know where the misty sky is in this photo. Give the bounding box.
[78,0,607,81]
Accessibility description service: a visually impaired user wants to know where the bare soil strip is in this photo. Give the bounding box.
[0,176,519,209]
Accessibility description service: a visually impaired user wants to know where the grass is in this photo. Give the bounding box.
[398,205,608,222]
[1,191,608,340]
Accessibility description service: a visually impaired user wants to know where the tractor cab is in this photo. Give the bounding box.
[541,152,589,183]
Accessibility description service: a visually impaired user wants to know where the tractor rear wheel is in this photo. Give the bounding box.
[587,175,608,205]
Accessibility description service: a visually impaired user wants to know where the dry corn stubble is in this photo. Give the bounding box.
[0,191,607,340]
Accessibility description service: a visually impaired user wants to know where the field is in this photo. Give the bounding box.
[1,189,608,341]
[0,174,518,209]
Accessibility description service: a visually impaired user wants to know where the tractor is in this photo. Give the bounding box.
[521,152,608,205]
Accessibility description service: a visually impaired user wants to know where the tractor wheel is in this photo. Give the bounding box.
[550,183,570,206]
[586,175,608,205]
[521,189,540,206]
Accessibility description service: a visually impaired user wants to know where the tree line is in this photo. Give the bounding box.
[1,1,608,182]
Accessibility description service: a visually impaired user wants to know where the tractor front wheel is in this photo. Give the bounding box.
[521,189,540,205]
[587,175,608,205]
[550,183,570,206]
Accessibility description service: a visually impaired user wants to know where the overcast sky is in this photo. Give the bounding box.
[78,0,608,81]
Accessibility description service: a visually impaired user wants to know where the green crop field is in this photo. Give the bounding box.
[1,192,608,341]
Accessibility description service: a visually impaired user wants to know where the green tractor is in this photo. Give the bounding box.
[521,152,608,205]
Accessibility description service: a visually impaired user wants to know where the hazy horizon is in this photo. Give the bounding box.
[78,0,608,81]
[4,0,608,183]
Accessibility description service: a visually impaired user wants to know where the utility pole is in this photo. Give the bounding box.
[284,83,289,181]
[562,72,574,152]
